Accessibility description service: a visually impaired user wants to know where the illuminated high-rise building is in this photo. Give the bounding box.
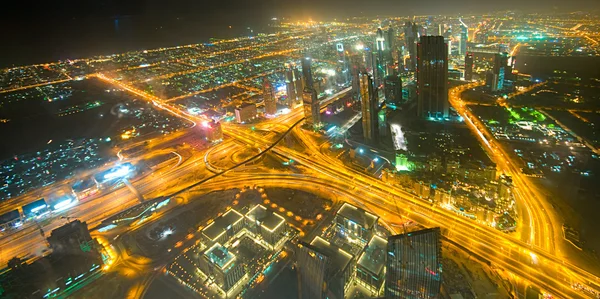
[386,27,395,51]
[301,57,320,128]
[374,28,386,87]
[404,22,419,71]
[384,73,402,107]
[465,52,474,81]
[386,27,396,70]
[376,27,386,53]
[385,228,442,299]
[296,237,355,299]
[360,73,378,144]
[285,65,299,108]
[302,88,320,128]
[349,53,363,103]
[417,36,449,119]
[294,68,304,102]
[459,18,468,56]
[336,43,350,85]
[263,77,277,115]
[301,56,314,90]
[296,241,329,299]
[488,52,509,91]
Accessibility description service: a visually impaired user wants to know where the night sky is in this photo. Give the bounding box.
[0,0,598,66]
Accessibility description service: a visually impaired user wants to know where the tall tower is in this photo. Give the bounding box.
[293,67,304,104]
[301,57,320,128]
[384,73,402,107]
[349,53,363,103]
[464,52,474,81]
[459,18,468,56]
[385,228,442,299]
[375,28,386,87]
[285,65,298,108]
[295,242,329,299]
[386,27,396,75]
[263,77,277,115]
[488,53,508,91]
[360,73,378,144]
[404,22,419,72]
[417,36,449,119]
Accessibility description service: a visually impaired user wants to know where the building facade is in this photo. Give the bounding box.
[360,73,379,144]
[385,228,442,299]
[263,78,277,115]
[465,52,474,81]
[334,202,379,244]
[235,103,257,123]
[417,36,449,119]
[384,74,402,107]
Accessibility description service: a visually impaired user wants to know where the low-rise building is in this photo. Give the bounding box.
[202,209,245,245]
[356,235,388,295]
[245,205,286,250]
[334,203,379,245]
[198,243,246,292]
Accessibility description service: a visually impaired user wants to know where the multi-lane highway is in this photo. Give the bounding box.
[4,67,600,298]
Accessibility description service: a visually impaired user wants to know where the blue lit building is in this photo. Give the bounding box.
[198,243,246,292]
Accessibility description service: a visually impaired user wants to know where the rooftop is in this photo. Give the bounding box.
[245,205,285,232]
[357,235,388,276]
[310,236,353,274]
[204,243,236,270]
[202,209,244,241]
[336,203,379,230]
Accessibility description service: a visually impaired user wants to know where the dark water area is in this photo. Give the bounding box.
[515,55,600,79]
[0,15,271,68]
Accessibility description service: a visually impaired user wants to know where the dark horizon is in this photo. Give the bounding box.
[0,0,599,67]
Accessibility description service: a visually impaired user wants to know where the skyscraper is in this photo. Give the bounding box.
[294,67,304,103]
[360,73,378,144]
[384,73,402,107]
[385,228,442,299]
[417,36,449,119]
[296,241,329,299]
[349,53,363,103]
[301,56,314,90]
[465,52,474,81]
[301,57,320,128]
[374,28,386,87]
[488,52,509,91]
[295,237,355,299]
[285,65,299,108]
[459,18,468,56]
[336,43,350,85]
[404,22,419,71]
[386,27,395,51]
[263,77,277,115]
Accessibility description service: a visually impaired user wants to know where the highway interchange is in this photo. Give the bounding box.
[1,76,599,298]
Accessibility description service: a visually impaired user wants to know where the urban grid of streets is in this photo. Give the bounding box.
[1,15,600,299]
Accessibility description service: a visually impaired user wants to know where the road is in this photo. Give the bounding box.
[4,72,600,299]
